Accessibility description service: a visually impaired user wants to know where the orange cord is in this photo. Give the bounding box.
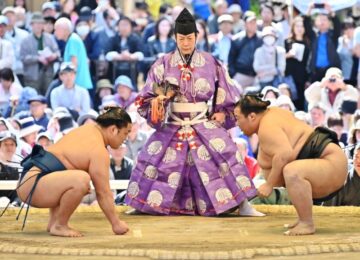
[151,98,165,124]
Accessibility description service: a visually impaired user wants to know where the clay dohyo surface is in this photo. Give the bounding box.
[0,205,360,259]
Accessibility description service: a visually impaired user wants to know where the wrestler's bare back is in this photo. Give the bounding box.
[47,124,108,171]
[257,107,314,182]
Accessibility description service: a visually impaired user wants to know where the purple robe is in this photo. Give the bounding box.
[125,50,256,216]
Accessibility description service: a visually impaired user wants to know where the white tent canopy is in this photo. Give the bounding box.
[293,0,357,14]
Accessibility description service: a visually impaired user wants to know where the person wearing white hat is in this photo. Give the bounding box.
[2,6,29,84]
[229,11,262,90]
[114,75,137,110]
[227,4,243,33]
[253,26,286,89]
[0,15,14,70]
[36,131,53,150]
[19,116,43,146]
[211,13,233,65]
[305,67,359,117]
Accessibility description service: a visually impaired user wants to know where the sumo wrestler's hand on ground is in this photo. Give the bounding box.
[257,182,273,198]
[112,220,129,235]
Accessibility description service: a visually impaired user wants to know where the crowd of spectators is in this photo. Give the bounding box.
[0,0,360,207]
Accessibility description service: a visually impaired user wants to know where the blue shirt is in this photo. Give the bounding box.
[316,33,329,68]
[63,33,93,90]
[50,85,91,115]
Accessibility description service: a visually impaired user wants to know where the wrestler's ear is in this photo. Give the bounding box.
[248,112,256,121]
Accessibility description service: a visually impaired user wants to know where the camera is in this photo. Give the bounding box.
[329,78,337,83]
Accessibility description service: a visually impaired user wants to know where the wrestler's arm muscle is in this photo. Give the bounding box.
[259,124,295,186]
[88,151,120,226]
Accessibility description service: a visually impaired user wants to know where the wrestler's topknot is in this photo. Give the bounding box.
[235,94,271,116]
[96,106,132,129]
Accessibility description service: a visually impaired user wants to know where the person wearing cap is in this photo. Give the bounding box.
[276,95,296,112]
[28,95,50,130]
[228,4,243,34]
[253,26,286,89]
[36,131,53,150]
[50,62,91,116]
[2,6,29,85]
[211,14,233,66]
[305,67,359,117]
[228,11,262,89]
[207,0,228,34]
[19,116,43,147]
[114,75,137,110]
[20,12,60,95]
[42,2,57,18]
[54,17,93,91]
[14,107,131,237]
[0,15,14,71]
[257,3,284,47]
[0,131,20,203]
[94,79,114,111]
[234,94,348,235]
[77,109,99,126]
[98,94,117,113]
[125,8,264,217]
[305,2,341,83]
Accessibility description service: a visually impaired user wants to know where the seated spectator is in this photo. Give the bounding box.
[308,102,327,128]
[35,131,53,150]
[114,75,137,110]
[229,10,262,89]
[323,144,360,206]
[228,4,244,34]
[0,68,23,116]
[253,26,286,89]
[2,6,29,84]
[305,67,359,117]
[340,99,358,133]
[110,143,134,205]
[276,95,296,112]
[99,95,117,114]
[0,16,14,70]
[211,14,233,66]
[327,113,347,147]
[77,109,99,126]
[94,79,114,112]
[27,95,50,130]
[143,17,176,79]
[125,112,147,162]
[0,131,20,203]
[233,137,259,179]
[3,86,37,118]
[194,20,211,52]
[348,120,360,159]
[261,85,280,105]
[18,116,43,147]
[50,62,91,116]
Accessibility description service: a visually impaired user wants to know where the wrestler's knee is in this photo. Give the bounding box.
[283,164,300,184]
[73,171,91,193]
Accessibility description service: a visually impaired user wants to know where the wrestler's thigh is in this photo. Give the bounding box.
[283,155,347,198]
[29,170,90,208]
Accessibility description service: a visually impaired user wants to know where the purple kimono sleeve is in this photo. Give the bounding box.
[213,59,241,129]
[135,57,169,130]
